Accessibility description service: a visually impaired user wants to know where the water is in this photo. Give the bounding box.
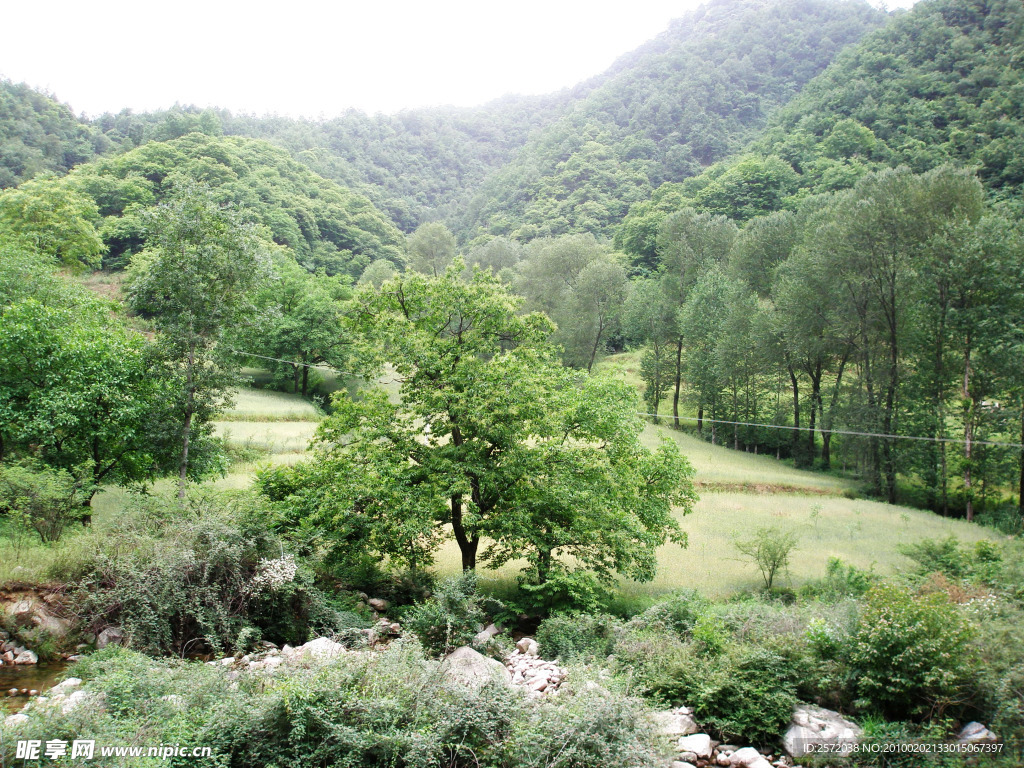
[0,663,69,713]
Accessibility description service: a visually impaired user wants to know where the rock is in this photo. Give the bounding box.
[66,654,86,662]
[50,678,83,695]
[13,650,38,665]
[367,598,389,612]
[729,748,772,768]
[5,713,29,726]
[672,763,697,768]
[441,646,512,689]
[261,655,284,670]
[677,734,714,759]
[957,722,998,744]
[526,676,549,692]
[783,705,861,758]
[97,626,125,649]
[678,752,698,763]
[515,637,539,656]
[1,651,12,664]
[473,623,501,646]
[6,688,18,697]
[389,623,401,634]
[296,637,346,660]
[60,690,100,715]
[652,707,700,737]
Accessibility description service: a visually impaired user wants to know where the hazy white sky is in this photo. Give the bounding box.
[2,0,915,119]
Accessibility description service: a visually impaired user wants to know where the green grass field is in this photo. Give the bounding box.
[2,377,1003,598]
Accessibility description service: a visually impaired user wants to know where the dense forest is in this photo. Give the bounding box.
[3,1,1024,764]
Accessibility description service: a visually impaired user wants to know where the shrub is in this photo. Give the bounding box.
[0,463,88,543]
[2,641,666,768]
[402,573,493,657]
[733,526,799,590]
[850,583,975,719]
[69,490,341,655]
[800,557,876,600]
[629,589,709,636]
[645,642,799,746]
[536,612,622,662]
[515,568,613,616]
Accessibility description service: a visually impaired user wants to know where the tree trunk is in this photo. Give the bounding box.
[962,335,974,522]
[788,364,801,465]
[673,338,683,429]
[178,346,195,501]
[697,403,704,435]
[301,357,310,398]
[1018,397,1023,522]
[450,493,479,571]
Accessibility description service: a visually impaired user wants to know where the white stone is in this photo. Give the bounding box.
[957,721,998,744]
[5,713,29,726]
[297,637,346,660]
[515,637,539,656]
[60,690,96,715]
[783,705,861,758]
[441,646,512,689]
[677,734,713,759]
[13,650,38,665]
[367,598,389,612]
[97,626,125,649]
[652,709,700,737]
[49,678,82,695]
[473,623,500,646]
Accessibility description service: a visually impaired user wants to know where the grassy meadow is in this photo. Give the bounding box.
[1,378,1001,600]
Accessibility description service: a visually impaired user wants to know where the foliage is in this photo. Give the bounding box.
[535,612,623,662]
[2,642,664,768]
[0,258,190,500]
[629,589,709,636]
[0,173,104,269]
[401,573,491,657]
[0,463,87,543]
[281,267,696,597]
[461,0,884,242]
[0,79,106,188]
[733,526,800,590]
[70,132,406,275]
[69,490,340,655]
[800,557,876,601]
[126,181,266,497]
[850,583,976,719]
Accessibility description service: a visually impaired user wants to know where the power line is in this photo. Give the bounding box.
[225,347,1024,450]
[638,413,1024,450]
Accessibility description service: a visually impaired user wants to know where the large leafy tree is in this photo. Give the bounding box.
[272,266,696,593]
[126,182,266,498]
[0,251,183,512]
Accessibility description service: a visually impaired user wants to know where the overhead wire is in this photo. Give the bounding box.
[224,348,1024,450]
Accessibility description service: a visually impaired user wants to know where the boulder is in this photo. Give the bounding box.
[441,646,512,689]
[677,733,714,759]
[295,637,346,660]
[367,598,389,612]
[515,637,539,656]
[783,705,861,758]
[672,763,697,768]
[473,623,501,646]
[5,713,29,727]
[97,626,125,649]
[652,707,700,737]
[957,722,998,745]
[13,650,38,665]
[49,678,82,695]
[729,747,763,766]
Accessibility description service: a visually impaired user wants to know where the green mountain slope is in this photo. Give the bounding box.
[455,0,886,243]
[751,0,1024,201]
[0,79,107,188]
[67,133,406,276]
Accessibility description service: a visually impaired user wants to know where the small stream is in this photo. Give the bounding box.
[1,663,69,713]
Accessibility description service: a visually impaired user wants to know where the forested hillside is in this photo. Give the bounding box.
[66,133,406,276]
[0,80,107,187]
[455,0,885,243]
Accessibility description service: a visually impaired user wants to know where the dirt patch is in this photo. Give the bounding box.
[695,481,843,496]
